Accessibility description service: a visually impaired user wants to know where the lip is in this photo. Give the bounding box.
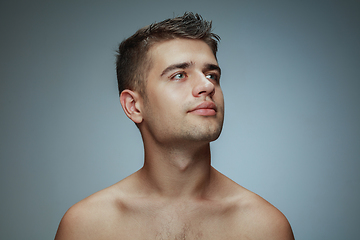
[188,101,217,116]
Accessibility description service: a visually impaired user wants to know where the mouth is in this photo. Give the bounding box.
[188,101,217,116]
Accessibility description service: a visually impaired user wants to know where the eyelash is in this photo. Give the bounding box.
[170,71,220,83]
[206,73,220,83]
[171,72,187,80]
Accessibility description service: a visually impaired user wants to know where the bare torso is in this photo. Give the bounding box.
[55,168,294,240]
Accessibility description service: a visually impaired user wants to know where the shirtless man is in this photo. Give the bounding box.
[55,12,294,240]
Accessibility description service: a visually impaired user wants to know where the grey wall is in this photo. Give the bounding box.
[1,0,359,239]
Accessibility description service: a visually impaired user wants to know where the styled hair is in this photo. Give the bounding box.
[116,12,220,95]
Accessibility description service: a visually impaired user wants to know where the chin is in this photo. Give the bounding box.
[207,129,223,142]
[188,125,223,143]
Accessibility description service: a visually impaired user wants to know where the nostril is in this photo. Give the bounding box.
[209,88,215,97]
[197,88,215,97]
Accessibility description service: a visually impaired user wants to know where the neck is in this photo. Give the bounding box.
[138,140,213,199]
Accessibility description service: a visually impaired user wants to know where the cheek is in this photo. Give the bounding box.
[215,88,224,103]
[145,82,192,116]
[146,88,182,118]
[160,85,188,107]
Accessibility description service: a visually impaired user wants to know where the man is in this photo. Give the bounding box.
[55,12,294,239]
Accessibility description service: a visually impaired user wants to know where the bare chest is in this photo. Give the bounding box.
[121,215,228,240]
[115,202,239,240]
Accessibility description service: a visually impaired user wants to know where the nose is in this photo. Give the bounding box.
[192,74,215,98]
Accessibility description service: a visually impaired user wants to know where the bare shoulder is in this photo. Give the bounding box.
[54,180,130,240]
[212,170,294,239]
[229,184,294,239]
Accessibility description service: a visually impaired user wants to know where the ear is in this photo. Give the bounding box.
[120,90,143,124]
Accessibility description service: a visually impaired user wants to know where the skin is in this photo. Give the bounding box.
[55,39,294,240]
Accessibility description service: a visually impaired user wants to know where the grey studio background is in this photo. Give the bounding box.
[1,0,359,239]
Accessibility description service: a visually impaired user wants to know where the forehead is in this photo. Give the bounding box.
[147,39,218,71]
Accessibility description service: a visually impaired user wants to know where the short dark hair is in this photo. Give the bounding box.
[116,12,220,95]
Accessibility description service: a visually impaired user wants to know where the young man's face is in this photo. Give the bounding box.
[140,38,224,145]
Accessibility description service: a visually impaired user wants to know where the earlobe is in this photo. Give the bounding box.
[120,90,143,124]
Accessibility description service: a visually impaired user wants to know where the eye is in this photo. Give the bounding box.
[206,73,220,83]
[171,72,187,80]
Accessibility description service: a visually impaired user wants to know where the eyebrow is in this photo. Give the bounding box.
[160,61,221,76]
[160,61,194,76]
[204,63,221,76]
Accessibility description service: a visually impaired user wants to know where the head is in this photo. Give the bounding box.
[116,12,220,96]
[118,13,224,146]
